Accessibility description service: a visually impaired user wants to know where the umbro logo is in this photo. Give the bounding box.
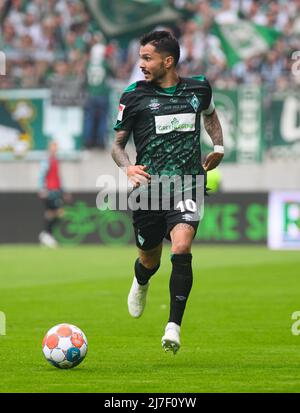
[176,295,187,302]
[149,99,161,110]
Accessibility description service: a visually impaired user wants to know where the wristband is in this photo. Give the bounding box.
[214,145,224,154]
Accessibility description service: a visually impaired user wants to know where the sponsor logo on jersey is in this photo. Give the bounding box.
[117,104,126,121]
[154,113,196,134]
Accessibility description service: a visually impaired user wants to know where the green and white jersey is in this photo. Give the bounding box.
[114,76,214,179]
[86,60,109,96]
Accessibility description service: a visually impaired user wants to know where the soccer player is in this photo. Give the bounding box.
[38,141,66,248]
[111,31,224,354]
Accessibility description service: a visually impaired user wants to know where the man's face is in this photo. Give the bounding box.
[139,43,169,83]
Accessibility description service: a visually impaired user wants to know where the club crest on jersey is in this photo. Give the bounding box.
[117,104,126,121]
[189,94,200,112]
[148,98,161,110]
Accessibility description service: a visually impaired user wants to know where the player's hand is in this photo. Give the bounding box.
[38,190,48,199]
[203,152,224,171]
[126,165,151,188]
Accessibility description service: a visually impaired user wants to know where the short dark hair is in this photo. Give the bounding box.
[140,30,180,66]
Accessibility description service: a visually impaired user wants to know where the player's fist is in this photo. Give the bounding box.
[203,152,224,171]
[126,165,151,188]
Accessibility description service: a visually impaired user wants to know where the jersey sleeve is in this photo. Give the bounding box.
[114,90,139,132]
[202,94,215,115]
[192,75,215,115]
[201,79,215,115]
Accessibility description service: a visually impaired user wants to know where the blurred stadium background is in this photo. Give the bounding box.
[0,0,299,246]
[1,0,300,393]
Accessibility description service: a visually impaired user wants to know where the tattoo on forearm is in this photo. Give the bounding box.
[203,110,223,146]
[111,130,132,168]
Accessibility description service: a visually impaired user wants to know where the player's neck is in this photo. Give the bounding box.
[156,71,180,89]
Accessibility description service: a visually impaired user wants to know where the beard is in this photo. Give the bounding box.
[144,63,166,84]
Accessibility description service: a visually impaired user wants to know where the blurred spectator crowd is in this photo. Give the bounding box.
[173,0,300,90]
[0,0,300,149]
[0,0,300,91]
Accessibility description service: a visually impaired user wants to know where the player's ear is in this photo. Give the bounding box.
[164,55,174,69]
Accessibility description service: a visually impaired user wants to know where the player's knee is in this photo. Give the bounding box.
[172,242,191,255]
[139,256,160,270]
[139,244,162,269]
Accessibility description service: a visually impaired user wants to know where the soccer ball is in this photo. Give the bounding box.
[42,323,88,369]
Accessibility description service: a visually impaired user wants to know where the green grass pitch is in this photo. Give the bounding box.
[0,245,300,393]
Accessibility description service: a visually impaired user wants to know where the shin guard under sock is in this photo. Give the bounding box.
[169,253,193,326]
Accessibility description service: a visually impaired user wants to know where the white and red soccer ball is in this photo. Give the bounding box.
[42,323,88,369]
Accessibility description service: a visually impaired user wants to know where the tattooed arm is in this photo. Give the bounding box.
[111,130,150,188]
[202,109,224,171]
[203,109,223,146]
[111,130,132,169]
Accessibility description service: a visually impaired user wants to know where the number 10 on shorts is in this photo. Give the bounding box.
[176,199,204,220]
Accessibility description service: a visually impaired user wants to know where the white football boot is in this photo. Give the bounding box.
[162,322,181,354]
[38,231,58,248]
[127,277,149,318]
